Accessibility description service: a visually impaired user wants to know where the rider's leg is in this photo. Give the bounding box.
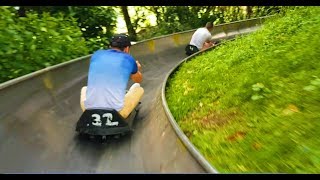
[80,86,87,112]
[119,83,144,119]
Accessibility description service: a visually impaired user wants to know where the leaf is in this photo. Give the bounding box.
[31,44,36,50]
[40,27,47,32]
[303,85,317,92]
[193,130,198,135]
[44,62,51,67]
[252,142,263,150]
[282,104,299,116]
[252,86,261,91]
[251,94,264,101]
[247,122,255,128]
[66,35,73,41]
[252,83,264,91]
[14,69,21,74]
[310,79,320,86]
[263,88,272,93]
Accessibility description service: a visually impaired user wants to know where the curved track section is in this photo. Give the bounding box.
[0,16,269,173]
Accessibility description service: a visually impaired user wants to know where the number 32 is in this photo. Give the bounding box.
[91,113,119,127]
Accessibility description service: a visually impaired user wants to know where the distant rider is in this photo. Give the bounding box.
[185,22,215,56]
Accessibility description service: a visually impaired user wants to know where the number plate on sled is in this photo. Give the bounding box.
[77,109,126,128]
[76,109,130,136]
[91,112,118,127]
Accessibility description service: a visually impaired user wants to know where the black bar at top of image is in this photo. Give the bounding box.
[2,0,320,6]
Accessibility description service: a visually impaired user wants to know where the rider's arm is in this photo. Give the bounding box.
[204,34,214,46]
[131,71,142,83]
[131,60,143,83]
[201,34,214,51]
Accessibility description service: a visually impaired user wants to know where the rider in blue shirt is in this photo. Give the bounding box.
[80,34,144,119]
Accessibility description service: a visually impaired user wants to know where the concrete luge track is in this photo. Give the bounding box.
[0,16,270,173]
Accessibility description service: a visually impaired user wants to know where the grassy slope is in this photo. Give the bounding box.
[166,7,320,173]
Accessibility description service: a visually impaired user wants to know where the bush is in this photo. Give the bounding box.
[0,7,89,83]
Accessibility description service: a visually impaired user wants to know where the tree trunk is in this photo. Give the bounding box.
[203,6,212,18]
[18,6,26,17]
[236,6,241,20]
[121,6,137,41]
[246,6,253,18]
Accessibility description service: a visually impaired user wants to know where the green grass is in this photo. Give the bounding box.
[165,7,320,173]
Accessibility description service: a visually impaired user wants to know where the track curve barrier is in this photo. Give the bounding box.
[0,15,272,173]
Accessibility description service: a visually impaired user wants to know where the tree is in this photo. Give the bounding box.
[15,6,117,52]
[121,6,137,41]
[246,6,253,18]
[0,6,89,83]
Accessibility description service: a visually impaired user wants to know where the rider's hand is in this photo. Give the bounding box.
[202,42,213,50]
[136,60,142,71]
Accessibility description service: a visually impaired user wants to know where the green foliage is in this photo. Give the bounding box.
[71,6,117,52]
[138,6,215,40]
[0,6,89,83]
[166,7,320,173]
[21,6,117,53]
[138,6,284,41]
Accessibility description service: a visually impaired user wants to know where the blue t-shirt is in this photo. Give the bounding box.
[84,49,138,111]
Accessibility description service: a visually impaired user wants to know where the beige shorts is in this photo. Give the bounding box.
[80,83,144,119]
